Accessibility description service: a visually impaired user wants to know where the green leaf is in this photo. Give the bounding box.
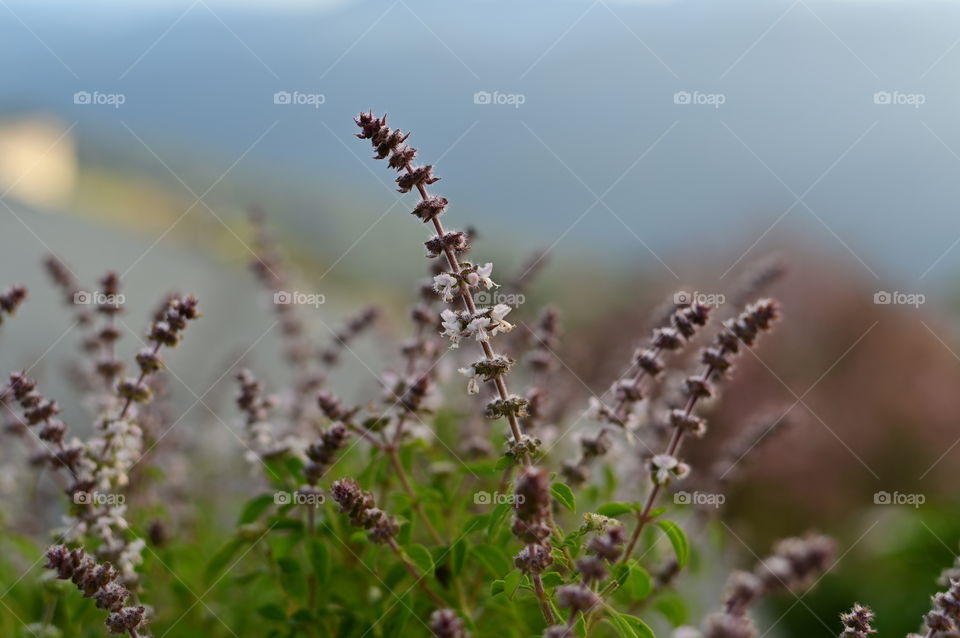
[238,494,276,525]
[654,591,688,626]
[450,539,468,577]
[486,502,512,536]
[290,609,314,623]
[550,482,576,513]
[205,538,245,581]
[276,556,301,575]
[308,539,330,581]
[597,502,635,517]
[504,569,523,596]
[625,563,653,600]
[257,604,286,621]
[404,544,434,575]
[612,563,631,588]
[605,613,638,638]
[490,579,505,596]
[540,572,564,588]
[656,520,689,568]
[619,614,655,638]
[471,545,511,577]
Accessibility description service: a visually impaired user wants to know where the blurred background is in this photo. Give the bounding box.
[3,0,960,635]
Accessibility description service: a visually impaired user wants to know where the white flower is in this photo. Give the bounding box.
[432,273,459,303]
[649,454,690,485]
[464,262,496,289]
[458,367,481,394]
[467,316,492,342]
[476,262,495,288]
[440,309,464,347]
[488,304,513,336]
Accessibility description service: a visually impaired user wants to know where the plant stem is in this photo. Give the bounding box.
[404,167,527,452]
[621,361,718,563]
[386,538,446,607]
[531,572,557,625]
[385,444,444,545]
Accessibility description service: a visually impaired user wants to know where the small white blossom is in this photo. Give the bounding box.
[440,309,466,348]
[488,304,513,336]
[458,367,481,394]
[468,316,492,342]
[464,262,496,289]
[650,454,689,485]
[476,263,495,288]
[432,273,459,303]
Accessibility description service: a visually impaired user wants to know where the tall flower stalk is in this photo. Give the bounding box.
[622,299,780,561]
[354,112,531,455]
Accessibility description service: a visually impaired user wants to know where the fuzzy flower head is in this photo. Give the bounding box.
[458,355,513,394]
[839,603,876,638]
[649,454,690,486]
[440,305,513,348]
[432,273,460,303]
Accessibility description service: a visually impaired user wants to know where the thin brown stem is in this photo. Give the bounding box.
[385,444,444,545]
[405,172,526,450]
[621,364,715,563]
[532,572,557,625]
[386,537,446,607]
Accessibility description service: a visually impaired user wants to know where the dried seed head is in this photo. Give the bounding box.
[513,542,553,574]
[839,604,876,638]
[722,571,763,615]
[513,467,550,521]
[104,605,145,635]
[485,395,529,420]
[429,609,469,638]
[0,285,27,322]
[330,478,398,544]
[556,584,599,612]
